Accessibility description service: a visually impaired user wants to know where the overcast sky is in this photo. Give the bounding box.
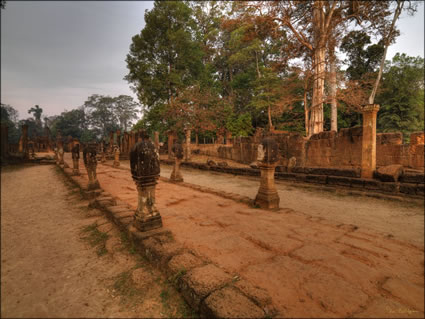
[1,1,424,120]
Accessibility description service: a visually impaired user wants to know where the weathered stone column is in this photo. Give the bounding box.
[1,124,9,162]
[361,104,380,179]
[225,131,232,145]
[170,142,184,182]
[22,124,29,159]
[58,140,65,166]
[71,143,80,175]
[100,141,106,163]
[83,143,100,190]
[116,129,121,150]
[130,130,163,232]
[154,131,160,151]
[113,145,120,167]
[254,136,280,209]
[184,129,191,161]
[109,132,114,153]
[167,130,175,160]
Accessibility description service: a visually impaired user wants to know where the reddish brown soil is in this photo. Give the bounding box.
[1,164,194,318]
[65,154,424,318]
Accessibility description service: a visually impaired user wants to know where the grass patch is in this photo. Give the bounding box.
[167,268,187,285]
[80,223,109,256]
[113,271,142,299]
[120,230,137,255]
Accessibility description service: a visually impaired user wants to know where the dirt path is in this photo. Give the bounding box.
[62,156,424,318]
[108,158,424,247]
[1,165,194,318]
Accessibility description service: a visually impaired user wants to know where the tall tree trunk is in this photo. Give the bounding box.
[304,90,309,137]
[311,43,325,135]
[311,3,325,135]
[329,48,338,132]
[368,0,403,105]
[267,105,273,131]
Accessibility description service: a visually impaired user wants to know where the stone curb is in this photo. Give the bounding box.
[57,160,273,318]
[160,159,424,199]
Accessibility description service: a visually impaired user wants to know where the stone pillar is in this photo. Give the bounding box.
[109,132,114,153]
[167,130,175,160]
[130,131,162,232]
[116,129,121,150]
[361,104,380,179]
[154,131,160,152]
[254,137,280,209]
[170,142,184,182]
[22,124,29,158]
[83,143,100,190]
[71,143,80,175]
[184,129,191,161]
[225,131,232,145]
[1,124,9,162]
[113,146,120,167]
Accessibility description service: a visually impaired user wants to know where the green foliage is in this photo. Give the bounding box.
[226,113,253,137]
[376,53,424,138]
[0,104,21,143]
[125,1,204,109]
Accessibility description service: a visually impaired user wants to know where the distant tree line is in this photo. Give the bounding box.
[125,1,423,140]
[0,94,140,144]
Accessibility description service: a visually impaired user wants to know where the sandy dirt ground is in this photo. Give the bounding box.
[63,154,424,318]
[1,164,195,318]
[115,157,424,247]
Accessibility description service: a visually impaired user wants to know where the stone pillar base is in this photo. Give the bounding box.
[254,190,280,209]
[170,160,183,182]
[133,214,163,232]
[88,180,100,190]
[254,164,280,210]
[113,161,120,167]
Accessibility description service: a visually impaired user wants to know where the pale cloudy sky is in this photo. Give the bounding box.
[1,1,424,120]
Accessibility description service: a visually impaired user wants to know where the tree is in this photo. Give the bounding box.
[28,105,43,127]
[113,95,140,131]
[83,94,119,138]
[376,53,424,138]
[239,1,394,135]
[125,1,204,110]
[1,103,20,143]
[50,108,87,140]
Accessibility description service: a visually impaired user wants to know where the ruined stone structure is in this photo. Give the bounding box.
[167,130,176,160]
[184,129,191,161]
[1,125,9,163]
[113,145,120,167]
[254,136,280,209]
[208,128,424,173]
[170,142,184,182]
[83,143,100,190]
[130,131,162,232]
[361,104,379,178]
[71,143,80,175]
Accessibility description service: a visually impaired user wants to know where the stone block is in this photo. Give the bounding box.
[400,173,425,184]
[375,164,404,182]
[108,205,129,214]
[350,178,365,188]
[180,264,232,311]
[234,280,272,308]
[380,182,399,193]
[201,286,265,318]
[363,179,381,190]
[327,176,352,187]
[305,174,327,184]
[399,183,418,195]
[168,253,204,275]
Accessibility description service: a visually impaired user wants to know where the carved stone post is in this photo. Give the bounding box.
[1,124,9,162]
[71,143,80,175]
[184,129,191,161]
[167,130,175,160]
[361,104,380,179]
[101,141,106,163]
[154,131,160,152]
[113,145,120,167]
[225,131,232,145]
[254,136,280,209]
[130,131,162,232]
[83,143,100,190]
[58,140,65,166]
[22,124,29,159]
[170,142,184,182]
[109,132,114,153]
